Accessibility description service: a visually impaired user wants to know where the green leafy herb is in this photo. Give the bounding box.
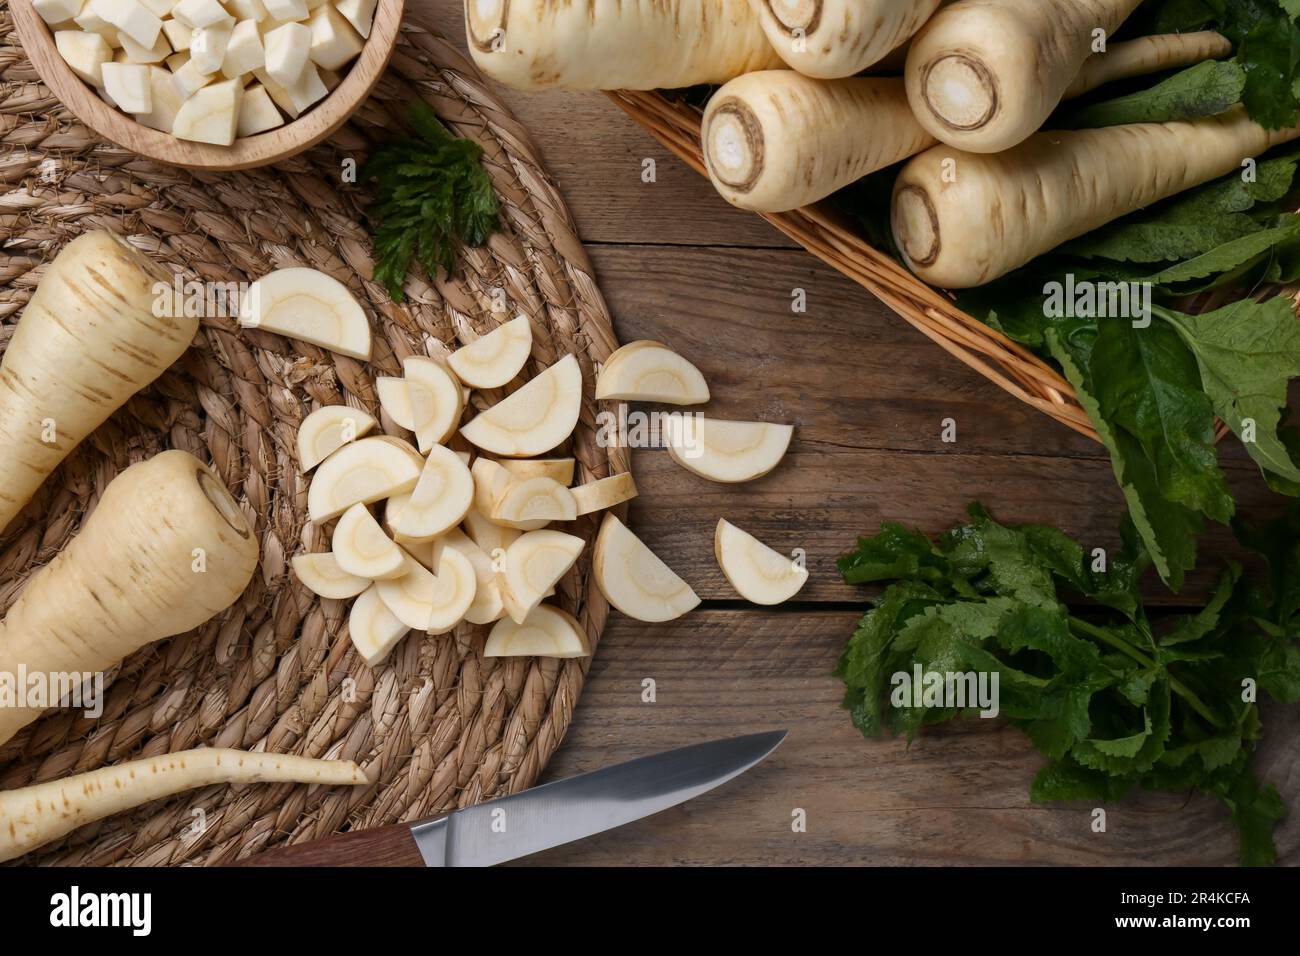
[1067,59,1245,128]
[836,503,1300,865]
[362,101,499,302]
[952,146,1300,591]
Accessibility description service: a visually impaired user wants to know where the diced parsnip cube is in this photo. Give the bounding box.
[73,8,122,47]
[55,30,112,85]
[136,64,184,130]
[165,50,189,71]
[171,55,216,95]
[89,0,163,48]
[261,0,307,21]
[32,0,81,26]
[237,83,284,135]
[137,0,174,16]
[221,19,264,78]
[101,61,152,112]
[227,0,266,21]
[252,66,298,116]
[264,21,309,85]
[171,0,233,28]
[162,18,194,51]
[190,21,233,73]
[284,59,328,111]
[172,76,242,144]
[118,29,172,62]
[307,4,361,71]
[334,0,375,39]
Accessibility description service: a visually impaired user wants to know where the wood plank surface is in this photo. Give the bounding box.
[410,0,1298,868]
[523,612,1300,866]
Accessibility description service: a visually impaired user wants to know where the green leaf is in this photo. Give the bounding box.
[1091,318,1233,523]
[362,101,499,302]
[1161,297,1300,484]
[838,523,947,586]
[1046,329,1204,591]
[1068,60,1244,128]
[1142,217,1300,285]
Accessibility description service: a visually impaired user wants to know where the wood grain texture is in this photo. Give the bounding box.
[390,0,1300,868]
[12,0,404,170]
[519,611,1300,866]
[235,823,425,867]
[586,245,1279,605]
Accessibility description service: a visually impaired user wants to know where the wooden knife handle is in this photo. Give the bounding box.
[234,823,426,867]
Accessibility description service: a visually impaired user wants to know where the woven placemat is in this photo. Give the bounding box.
[0,4,625,865]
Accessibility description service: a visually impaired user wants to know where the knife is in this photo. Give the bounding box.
[238,730,786,867]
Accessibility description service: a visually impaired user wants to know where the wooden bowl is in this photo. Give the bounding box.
[11,0,404,171]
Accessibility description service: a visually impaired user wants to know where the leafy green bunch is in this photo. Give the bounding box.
[835,504,1300,865]
[362,101,499,302]
[959,145,1300,593]
[1128,0,1300,129]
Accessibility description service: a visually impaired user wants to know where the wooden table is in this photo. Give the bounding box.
[420,1,1298,866]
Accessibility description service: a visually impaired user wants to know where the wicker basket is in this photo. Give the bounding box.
[608,90,1115,442]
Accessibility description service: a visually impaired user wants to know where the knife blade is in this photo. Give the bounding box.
[417,729,787,867]
[238,730,785,867]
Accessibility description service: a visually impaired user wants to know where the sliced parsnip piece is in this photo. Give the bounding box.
[485,604,590,658]
[501,529,585,624]
[240,267,371,360]
[136,64,183,131]
[392,445,474,541]
[404,356,464,453]
[307,436,422,521]
[56,29,113,85]
[332,502,404,579]
[101,61,151,112]
[307,2,364,70]
[426,545,478,634]
[447,315,532,389]
[595,340,709,404]
[264,21,309,85]
[666,417,792,483]
[460,354,581,458]
[336,0,376,37]
[376,375,415,430]
[297,404,376,470]
[593,513,699,622]
[291,552,369,599]
[375,553,436,629]
[463,505,520,557]
[490,476,577,529]
[383,492,437,567]
[172,76,242,146]
[237,84,284,136]
[434,528,506,624]
[499,457,574,485]
[714,518,808,605]
[571,472,638,515]
[471,457,547,531]
[349,583,409,666]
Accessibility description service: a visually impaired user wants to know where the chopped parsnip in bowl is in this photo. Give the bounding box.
[33,0,375,145]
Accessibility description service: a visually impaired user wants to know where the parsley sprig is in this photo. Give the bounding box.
[836,504,1300,865]
[362,101,499,302]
